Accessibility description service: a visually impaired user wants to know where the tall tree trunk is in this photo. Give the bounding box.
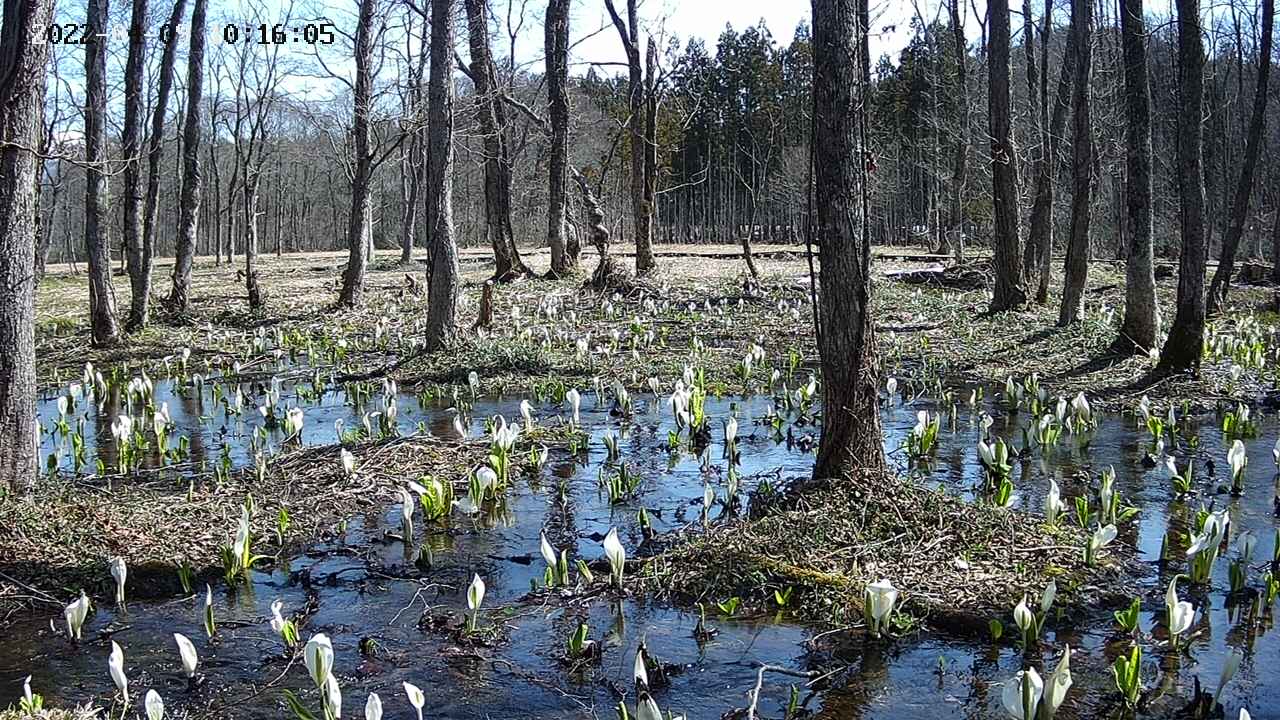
[0,0,55,492]
[1027,0,1077,304]
[244,177,262,308]
[1019,0,1040,281]
[1205,0,1273,314]
[1156,0,1208,374]
[85,0,121,346]
[545,0,575,276]
[987,0,1026,311]
[168,0,206,312]
[121,0,149,330]
[338,0,376,307]
[947,0,968,264]
[142,0,189,312]
[424,0,459,350]
[811,0,885,480]
[464,0,530,282]
[1113,0,1160,352]
[605,0,656,275]
[1057,0,1094,325]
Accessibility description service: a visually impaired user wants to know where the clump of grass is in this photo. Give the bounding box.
[647,471,1132,629]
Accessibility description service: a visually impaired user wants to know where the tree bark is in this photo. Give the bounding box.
[85,0,121,346]
[338,0,377,307]
[1113,0,1160,353]
[1056,0,1094,325]
[168,0,206,312]
[0,0,54,492]
[1156,0,1208,374]
[1205,0,1273,314]
[604,0,656,275]
[464,0,531,282]
[545,0,575,276]
[121,0,149,330]
[947,0,968,265]
[810,0,885,480]
[1019,0,1040,280]
[987,0,1026,312]
[424,0,459,350]
[139,0,189,316]
[1027,0,1078,304]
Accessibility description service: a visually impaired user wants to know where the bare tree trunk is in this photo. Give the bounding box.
[811,0,885,480]
[85,0,121,346]
[168,0,206,312]
[1205,0,1273,314]
[1028,0,1077,304]
[1156,0,1208,374]
[1057,0,1094,325]
[244,178,262,308]
[947,0,969,264]
[141,0,189,313]
[0,0,54,492]
[605,0,656,275]
[1272,195,1280,283]
[424,0,459,350]
[1019,0,1040,281]
[1113,0,1160,353]
[338,0,376,307]
[464,0,530,282]
[987,0,1026,312]
[545,0,574,276]
[121,0,149,330]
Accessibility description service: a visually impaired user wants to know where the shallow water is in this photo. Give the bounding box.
[6,375,1279,719]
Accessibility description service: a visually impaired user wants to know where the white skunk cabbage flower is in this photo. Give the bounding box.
[270,599,288,635]
[1000,667,1043,720]
[287,407,306,436]
[340,449,356,476]
[1165,576,1195,642]
[1228,439,1247,482]
[1046,479,1065,525]
[520,400,534,430]
[1091,524,1117,551]
[540,532,558,571]
[566,389,581,426]
[110,556,127,605]
[1043,647,1072,718]
[1013,596,1034,634]
[173,633,199,677]
[1216,648,1244,703]
[325,673,342,718]
[1041,581,1057,615]
[108,640,129,704]
[863,579,898,638]
[65,591,91,640]
[724,416,738,445]
[452,414,467,438]
[633,647,649,690]
[1071,393,1091,423]
[886,377,897,395]
[364,692,382,720]
[145,689,164,720]
[304,633,334,689]
[403,682,425,720]
[603,528,626,587]
[467,574,486,612]
[400,488,415,525]
[1237,531,1257,563]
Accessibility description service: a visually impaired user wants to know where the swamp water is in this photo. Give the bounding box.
[3,376,1278,719]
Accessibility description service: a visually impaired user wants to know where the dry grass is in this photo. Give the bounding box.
[646,470,1135,631]
[0,707,100,720]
